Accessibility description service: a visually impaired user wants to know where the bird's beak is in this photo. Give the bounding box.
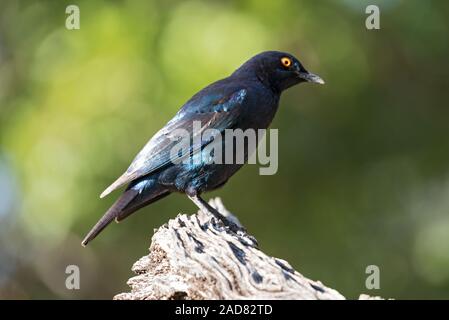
[297,71,325,84]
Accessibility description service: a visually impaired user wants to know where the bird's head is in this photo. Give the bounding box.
[233,51,324,92]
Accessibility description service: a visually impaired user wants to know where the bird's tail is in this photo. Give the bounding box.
[81,189,139,246]
[115,190,170,222]
[82,181,171,246]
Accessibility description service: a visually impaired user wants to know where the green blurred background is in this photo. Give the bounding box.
[0,0,448,299]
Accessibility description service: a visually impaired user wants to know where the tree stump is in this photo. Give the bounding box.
[114,198,379,300]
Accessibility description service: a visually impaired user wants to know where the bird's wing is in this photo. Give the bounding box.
[100,88,247,198]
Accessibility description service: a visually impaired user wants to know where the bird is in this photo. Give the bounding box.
[82,51,324,246]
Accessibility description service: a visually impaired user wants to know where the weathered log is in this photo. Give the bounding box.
[114,198,379,300]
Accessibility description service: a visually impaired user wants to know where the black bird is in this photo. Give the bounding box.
[82,51,324,246]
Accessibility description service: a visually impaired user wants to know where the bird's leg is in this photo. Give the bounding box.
[187,194,227,221]
[187,194,241,232]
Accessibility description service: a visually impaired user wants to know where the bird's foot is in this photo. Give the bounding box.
[188,195,243,234]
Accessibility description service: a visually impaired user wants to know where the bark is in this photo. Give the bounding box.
[114,198,381,300]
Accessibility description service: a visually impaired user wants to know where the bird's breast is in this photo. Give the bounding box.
[238,86,280,131]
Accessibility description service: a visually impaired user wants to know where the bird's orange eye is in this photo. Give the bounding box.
[281,57,292,68]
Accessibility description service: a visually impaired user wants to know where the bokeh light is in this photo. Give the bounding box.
[0,0,448,299]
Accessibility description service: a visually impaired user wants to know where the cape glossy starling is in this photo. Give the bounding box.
[82,51,324,246]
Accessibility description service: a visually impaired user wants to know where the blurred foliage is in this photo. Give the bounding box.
[0,0,448,299]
